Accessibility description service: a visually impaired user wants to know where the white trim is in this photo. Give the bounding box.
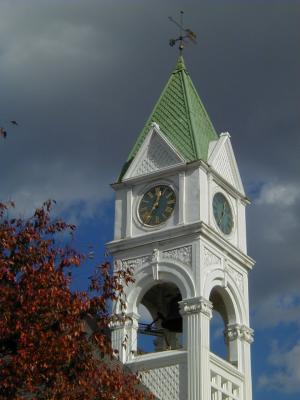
[123,124,185,180]
[208,132,245,195]
[127,349,187,369]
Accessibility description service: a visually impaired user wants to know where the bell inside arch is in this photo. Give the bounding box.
[161,293,182,333]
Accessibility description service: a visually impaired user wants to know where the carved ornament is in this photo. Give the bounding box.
[162,245,192,267]
[225,324,254,344]
[204,247,221,267]
[179,296,213,318]
[225,263,243,292]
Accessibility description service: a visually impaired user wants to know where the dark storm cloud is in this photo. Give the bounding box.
[0,0,299,330]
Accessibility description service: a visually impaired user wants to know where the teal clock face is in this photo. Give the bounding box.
[213,192,234,235]
[139,185,176,226]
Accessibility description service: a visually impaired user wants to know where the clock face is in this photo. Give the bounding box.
[138,185,176,226]
[213,192,234,235]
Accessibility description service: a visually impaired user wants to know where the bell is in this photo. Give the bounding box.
[161,294,182,333]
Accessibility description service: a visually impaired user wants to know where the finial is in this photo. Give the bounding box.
[168,11,197,54]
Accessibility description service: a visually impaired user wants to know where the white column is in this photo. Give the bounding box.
[110,312,139,363]
[225,323,254,400]
[180,296,213,400]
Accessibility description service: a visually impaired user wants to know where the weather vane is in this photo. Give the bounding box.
[168,11,197,53]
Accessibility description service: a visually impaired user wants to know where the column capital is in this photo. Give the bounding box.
[179,296,213,318]
[225,323,254,344]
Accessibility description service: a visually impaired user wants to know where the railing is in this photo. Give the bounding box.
[127,350,187,400]
[210,352,244,400]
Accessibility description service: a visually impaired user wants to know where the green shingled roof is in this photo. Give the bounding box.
[119,56,218,180]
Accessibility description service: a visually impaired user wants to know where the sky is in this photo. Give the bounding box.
[0,1,299,399]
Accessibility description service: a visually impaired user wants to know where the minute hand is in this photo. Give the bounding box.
[218,203,226,225]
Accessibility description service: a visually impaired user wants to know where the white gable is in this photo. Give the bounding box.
[208,132,245,194]
[124,123,185,180]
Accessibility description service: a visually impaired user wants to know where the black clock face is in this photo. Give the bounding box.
[213,192,234,235]
[138,185,176,226]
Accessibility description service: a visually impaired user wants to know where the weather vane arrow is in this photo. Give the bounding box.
[168,11,197,53]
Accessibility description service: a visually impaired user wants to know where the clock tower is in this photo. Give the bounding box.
[107,56,254,400]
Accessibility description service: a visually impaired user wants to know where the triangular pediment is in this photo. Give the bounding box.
[208,132,245,194]
[123,123,185,180]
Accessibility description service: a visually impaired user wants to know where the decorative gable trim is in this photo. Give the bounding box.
[208,132,245,194]
[123,123,185,180]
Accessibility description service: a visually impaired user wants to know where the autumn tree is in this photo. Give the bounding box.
[0,201,153,400]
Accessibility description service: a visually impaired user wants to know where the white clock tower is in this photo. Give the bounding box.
[107,56,255,400]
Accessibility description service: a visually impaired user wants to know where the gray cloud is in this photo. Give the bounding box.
[0,0,299,343]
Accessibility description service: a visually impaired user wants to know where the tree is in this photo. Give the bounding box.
[0,201,153,400]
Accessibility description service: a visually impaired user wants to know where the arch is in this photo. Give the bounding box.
[125,260,196,316]
[204,267,246,367]
[203,267,247,325]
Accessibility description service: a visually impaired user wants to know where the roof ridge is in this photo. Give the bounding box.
[180,69,198,158]
[118,56,218,181]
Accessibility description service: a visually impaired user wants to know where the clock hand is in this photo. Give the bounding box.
[146,190,162,223]
[218,203,226,225]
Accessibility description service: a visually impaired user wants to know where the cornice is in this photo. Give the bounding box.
[198,160,250,204]
[200,222,255,270]
[111,161,196,189]
[107,221,255,270]
[107,221,201,253]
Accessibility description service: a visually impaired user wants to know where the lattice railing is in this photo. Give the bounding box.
[141,364,179,400]
[210,353,244,400]
[127,349,187,400]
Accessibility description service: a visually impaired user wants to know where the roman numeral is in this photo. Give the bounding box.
[167,199,175,205]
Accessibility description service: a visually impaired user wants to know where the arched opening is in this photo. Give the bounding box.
[210,288,229,361]
[210,286,239,367]
[137,282,183,354]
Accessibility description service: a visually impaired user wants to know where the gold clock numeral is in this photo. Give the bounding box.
[167,199,175,205]
[155,216,160,224]
[166,191,173,199]
[142,212,150,222]
[147,191,154,198]
[165,206,173,213]
[150,216,156,225]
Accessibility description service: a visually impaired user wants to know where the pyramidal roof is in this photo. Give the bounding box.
[119,56,218,180]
